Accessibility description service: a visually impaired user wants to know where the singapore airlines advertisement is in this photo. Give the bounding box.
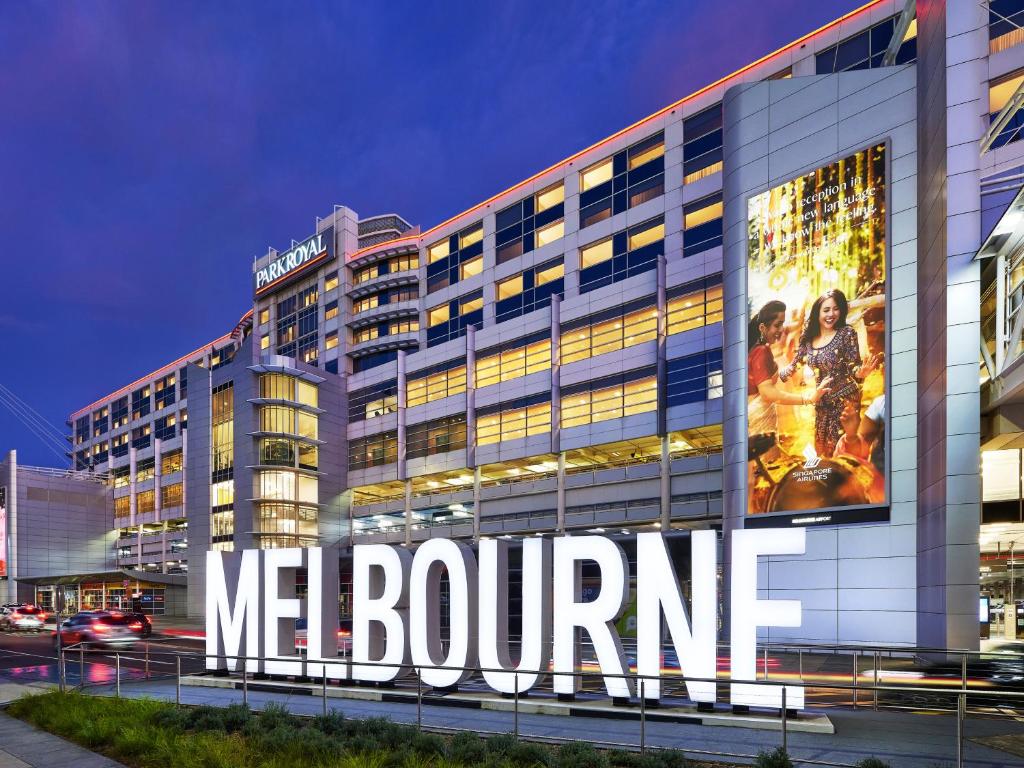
[746,144,886,518]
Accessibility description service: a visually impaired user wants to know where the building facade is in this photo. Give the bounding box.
[47,1,1024,643]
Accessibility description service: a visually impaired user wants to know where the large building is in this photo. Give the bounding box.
[14,0,1022,646]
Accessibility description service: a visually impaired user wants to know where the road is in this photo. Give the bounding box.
[0,628,206,687]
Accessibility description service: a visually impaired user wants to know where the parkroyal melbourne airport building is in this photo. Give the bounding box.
[9,0,1024,655]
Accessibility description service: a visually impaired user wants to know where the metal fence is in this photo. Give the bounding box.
[45,638,1024,768]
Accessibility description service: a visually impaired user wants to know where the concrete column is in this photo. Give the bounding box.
[154,437,163,517]
[181,427,187,509]
[473,466,482,542]
[660,435,671,530]
[3,450,17,605]
[128,447,138,527]
[466,326,477,468]
[397,350,408,481]
[655,252,668,438]
[403,479,413,547]
[556,453,566,533]
[550,295,562,454]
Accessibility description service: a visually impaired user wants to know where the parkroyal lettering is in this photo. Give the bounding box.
[206,529,807,709]
[254,233,328,291]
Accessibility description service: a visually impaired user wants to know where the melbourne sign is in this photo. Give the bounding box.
[207,529,806,709]
[254,226,334,293]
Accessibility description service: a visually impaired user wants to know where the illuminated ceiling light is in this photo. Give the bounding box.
[427,481,440,488]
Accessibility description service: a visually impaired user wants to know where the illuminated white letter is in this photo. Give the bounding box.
[636,531,717,703]
[263,547,305,676]
[478,538,551,694]
[352,544,412,682]
[206,549,262,673]
[552,536,632,698]
[410,538,478,688]
[730,527,805,709]
[307,546,348,680]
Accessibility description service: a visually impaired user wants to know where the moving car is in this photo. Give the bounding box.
[0,605,46,632]
[53,611,138,648]
[122,612,153,638]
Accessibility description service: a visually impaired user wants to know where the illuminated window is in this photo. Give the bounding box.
[355,326,379,343]
[137,489,155,514]
[580,239,613,268]
[259,405,295,434]
[460,224,483,249]
[325,331,339,350]
[667,277,723,335]
[324,274,339,292]
[325,300,338,320]
[260,373,294,400]
[561,373,657,428]
[991,2,1024,53]
[990,69,1024,147]
[628,133,664,169]
[211,479,234,507]
[259,308,270,325]
[349,380,398,421]
[475,336,551,388]
[296,379,317,407]
[580,133,665,228]
[535,219,564,248]
[536,183,564,213]
[669,425,724,458]
[497,274,524,300]
[462,294,483,314]
[683,194,723,256]
[428,240,450,263]
[353,294,379,314]
[535,261,563,286]
[476,398,552,445]
[114,495,130,517]
[581,158,613,191]
[628,219,664,250]
[816,14,916,73]
[260,334,270,350]
[460,255,483,280]
[161,449,183,475]
[561,301,658,364]
[407,363,467,407]
[161,483,183,508]
[389,318,419,334]
[683,105,722,183]
[427,304,450,327]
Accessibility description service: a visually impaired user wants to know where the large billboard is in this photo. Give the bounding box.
[746,144,886,517]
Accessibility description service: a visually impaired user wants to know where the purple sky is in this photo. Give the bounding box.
[0,0,862,467]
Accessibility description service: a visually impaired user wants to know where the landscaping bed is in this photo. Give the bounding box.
[6,691,703,768]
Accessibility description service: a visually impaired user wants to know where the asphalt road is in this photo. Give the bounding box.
[0,628,207,687]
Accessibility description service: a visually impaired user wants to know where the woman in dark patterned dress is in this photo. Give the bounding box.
[779,289,880,457]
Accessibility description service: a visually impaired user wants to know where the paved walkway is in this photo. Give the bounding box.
[0,711,125,768]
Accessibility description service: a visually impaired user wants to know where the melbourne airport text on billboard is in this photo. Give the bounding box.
[746,144,886,516]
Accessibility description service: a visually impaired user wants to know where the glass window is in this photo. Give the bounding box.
[581,159,613,191]
[427,304,450,326]
[628,133,665,169]
[477,401,551,445]
[460,256,483,280]
[683,194,723,257]
[536,183,564,212]
[561,375,656,427]
[325,300,338,320]
[296,380,318,407]
[581,239,613,268]
[459,224,483,249]
[349,431,399,470]
[325,331,339,350]
[497,274,524,300]
[667,279,723,335]
[407,364,467,407]
[259,308,270,325]
[535,261,563,287]
[535,219,564,248]
[324,274,339,292]
[260,334,270,350]
[461,294,483,314]
[428,240,449,263]
[628,220,664,251]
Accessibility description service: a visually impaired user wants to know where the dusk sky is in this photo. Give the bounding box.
[0,0,862,467]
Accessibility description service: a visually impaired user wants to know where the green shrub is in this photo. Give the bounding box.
[555,741,610,768]
[487,732,519,756]
[312,710,346,737]
[650,750,690,768]
[449,731,488,764]
[856,760,891,768]
[508,740,552,766]
[755,747,794,768]
[256,702,295,732]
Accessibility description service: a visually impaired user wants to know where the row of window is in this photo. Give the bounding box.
[258,373,318,406]
[353,253,419,285]
[353,318,420,344]
[112,482,183,517]
[353,284,419,314]
[496,183,565,264]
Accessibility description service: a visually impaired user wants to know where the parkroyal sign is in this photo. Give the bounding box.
[206,529,805,709]
[254,227,334,293]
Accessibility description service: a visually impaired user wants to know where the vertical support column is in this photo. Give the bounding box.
[466,326,477,469]
[473,467,482,542]
[397,350,408,482]
[404,480,413,548]
[550,296,562,456]
[154,436,163,517]
[557,453,566,533]
[660,435,671,531]
[181,427,188,510]
[129,447,138,527]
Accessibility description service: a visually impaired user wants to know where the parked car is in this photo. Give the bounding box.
[53,611,138,648]
[294,617,352,655]
[0,605,46,632]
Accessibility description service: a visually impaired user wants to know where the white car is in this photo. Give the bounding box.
[0,605,46,632]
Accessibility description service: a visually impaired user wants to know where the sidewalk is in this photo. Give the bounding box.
[0,710,125,768]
